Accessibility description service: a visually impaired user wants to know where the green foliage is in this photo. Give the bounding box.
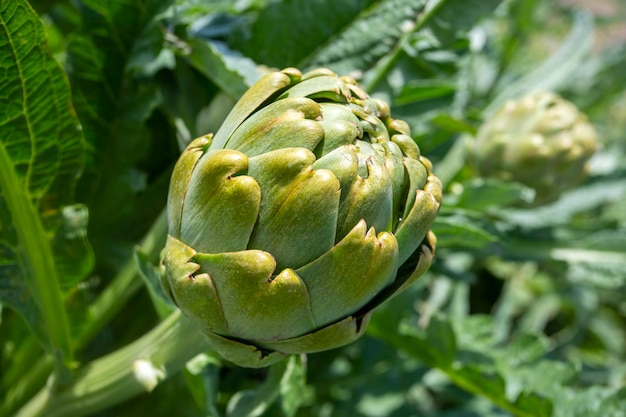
[0,0,92,371]
[2,0,626,416]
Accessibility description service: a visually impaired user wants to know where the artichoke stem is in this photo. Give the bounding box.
[15,311,210,417]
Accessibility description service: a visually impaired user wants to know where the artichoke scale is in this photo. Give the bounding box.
[180,149,261,253]
[193,250,317,341]
[167,135,212,238]
[294,220,398,329]
[211,69,301,150]
[278,74,351,102]
[161,236,228,336]
[247,148,341,270]
[225,97,324,157]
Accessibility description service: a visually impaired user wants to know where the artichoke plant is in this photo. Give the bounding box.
[161,67,442,367]
[475,91,598,205]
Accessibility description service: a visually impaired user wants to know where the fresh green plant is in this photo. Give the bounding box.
[1,0,625,416]
[473,91,598,205]
[161,67,441,368]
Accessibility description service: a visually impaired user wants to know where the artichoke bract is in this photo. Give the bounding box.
[475,91,598,205]
[161,67,442,367]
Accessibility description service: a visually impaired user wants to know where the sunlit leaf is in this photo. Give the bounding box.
[0,0,92,366]
[230,0,427,77]
[499,178,626,228]
[304,0,427,75]
[552,386,626,417]
[181,38,261,99]
[425,0,503,46]
[395,79,457,105]
[369,313,553,417]
[231,0,378,69]
[486,10,594,114]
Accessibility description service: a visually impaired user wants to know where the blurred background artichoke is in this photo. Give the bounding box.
[474,91,598,205]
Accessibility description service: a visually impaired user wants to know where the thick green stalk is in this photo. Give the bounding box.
[0,142,72,367]
[75,209,168,350]
[15,310,210,417]
[1,210,167,416]
[0,354,52,417]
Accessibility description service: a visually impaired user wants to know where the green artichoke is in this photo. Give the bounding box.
[475,91,598,205]
[161,67,442,367]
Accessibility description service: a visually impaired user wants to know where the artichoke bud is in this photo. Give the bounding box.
[161,67,442,367]
[475,91,598,205]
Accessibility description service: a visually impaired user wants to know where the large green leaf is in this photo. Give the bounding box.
[499,178,626,229]
[181,38,261,100]
[424,0,503,45]
[67,0,177,268]
[229,0,426,76]
[0,0,92,366]
[564,44,626,116]
[504,229,626,289]
[303,0,427,75]
[485,10,594,114]
[368,312,553,417]
[230,0,376,69]
[357,0,503,149]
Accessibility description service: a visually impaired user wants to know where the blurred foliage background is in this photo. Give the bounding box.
[1,0,625,416]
